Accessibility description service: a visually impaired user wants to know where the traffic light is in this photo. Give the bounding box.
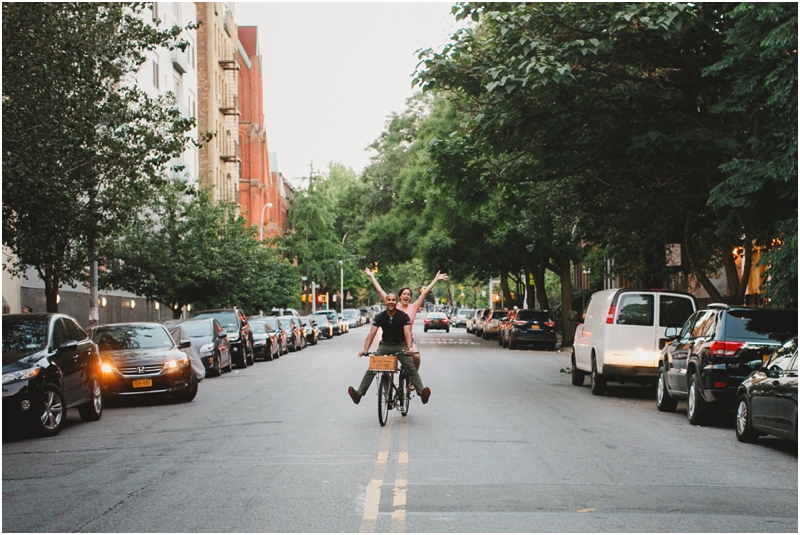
[493,293,501,302]
[317,294,327,303]
[301,294,306,303]
[371,262,378,273]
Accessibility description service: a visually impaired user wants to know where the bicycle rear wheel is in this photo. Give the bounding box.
[378,374,390,426]
[399,373,409,416]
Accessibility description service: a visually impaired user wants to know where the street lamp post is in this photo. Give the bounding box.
[259,202,273,241]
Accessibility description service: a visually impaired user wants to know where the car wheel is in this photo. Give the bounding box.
[78,374,103,422]
[735,395,759,443]
[590,357,606,396]
[32,383,66,437]
[571,352,585,386]
[509,338,517,350]
[687,373,709,425]
[446,328,450,333]
[655,366,678,412]
[498,334,503,346]
[173,374,198,403]
[424,327,428,332]
[548,342,557,351]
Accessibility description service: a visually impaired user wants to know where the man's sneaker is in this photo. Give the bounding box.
[421,387,431,404]
[348,386,361,405]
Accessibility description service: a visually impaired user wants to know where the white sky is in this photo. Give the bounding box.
[233,2,466,185]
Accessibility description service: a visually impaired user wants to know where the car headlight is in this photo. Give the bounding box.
[2,367,41,384]
[164,356,190,371]
[227,332,240,341]
[199,343,214,354]
[101,362,115,374]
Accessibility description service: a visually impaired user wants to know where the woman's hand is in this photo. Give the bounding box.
[436,271,449,282]
[364,267,374,277]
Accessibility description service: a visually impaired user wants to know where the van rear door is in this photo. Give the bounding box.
[606,292,657,367]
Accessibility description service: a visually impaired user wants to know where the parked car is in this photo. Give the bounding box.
[248,318,280,361]
[166,318,231,376]
[571,289,697,395]
[91,322,198,403]
[3,313,104,437]
[359,306,373,323]
[337,313,349,333]
[466,308,484,334]
[424,312,450,332]
[656,305,797,424]
[734,337,797,443]
[501,309,557,350]
[289,316,307,349]
[299,316,319,345]
[262,316,287,355]
[193,308,253,368]
[341,308,362,328]
[314,310,342,336]
[277,316,302,352]
[453,308,474,328]
[482,309,508,339]
[312,312,335,339]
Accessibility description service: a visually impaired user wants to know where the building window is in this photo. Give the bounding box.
[152,2,158,22]
[152,60,160,89]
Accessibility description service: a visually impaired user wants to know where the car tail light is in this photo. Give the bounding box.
[424,318,431,324]
[714,382,727,388]
[709,341,744,357]
[544,321,555,327]
[442,318,448,323]
[606,306,616,324]
[514,320,526,326]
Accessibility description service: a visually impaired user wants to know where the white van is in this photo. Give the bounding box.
[570,289,696,395]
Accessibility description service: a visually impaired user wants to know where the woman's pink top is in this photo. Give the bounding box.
[401,303,419,326]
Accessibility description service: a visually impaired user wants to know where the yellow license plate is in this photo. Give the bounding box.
[132,379,152,388]
[531,325,540,330]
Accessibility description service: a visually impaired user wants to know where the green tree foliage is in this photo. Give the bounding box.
[415,2,797,308]
[103,183,299,317]
[3,2,195,312]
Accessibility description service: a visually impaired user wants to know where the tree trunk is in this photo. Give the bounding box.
[533,259,550,310]
[734,239,753,305]
[684,212,724,302]
[559,257,575,347]
[500,271,511,309]
[42,271,59,313]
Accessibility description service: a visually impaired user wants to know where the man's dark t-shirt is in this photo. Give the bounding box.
[373,309,410,345]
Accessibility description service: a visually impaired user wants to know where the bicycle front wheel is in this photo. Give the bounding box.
[378,374,390,426]
[399,373,409,416]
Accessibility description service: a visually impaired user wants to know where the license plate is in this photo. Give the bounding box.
[531,325,540,330]
[132,379,152,388]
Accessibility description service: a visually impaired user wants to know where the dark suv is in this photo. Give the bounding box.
[501,309,557,351]
[656,305,798,425]
[193,308,253,369]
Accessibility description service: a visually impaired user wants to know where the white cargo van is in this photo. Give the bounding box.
[569,289,696,395]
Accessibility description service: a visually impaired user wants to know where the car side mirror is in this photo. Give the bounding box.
[568,310,582,324]
[218,332,228,339]
[179,340,192,349]
[664,327,679,338]
[57,340,78,353]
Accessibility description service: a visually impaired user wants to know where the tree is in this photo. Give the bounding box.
[3,2,194,311]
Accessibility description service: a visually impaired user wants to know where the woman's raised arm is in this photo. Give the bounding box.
[365,267,388,300]
[413,271,449,308]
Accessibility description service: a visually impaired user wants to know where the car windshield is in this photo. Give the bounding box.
[263,317,279,329]
[194,311,238,331]
[300,318,311,327]
[249,321,268,334]
[277,317,293,328]
[2,316,48,353]
[516,310,551,321]
[312,314,329,324]
[93,325,174,350]
[458,309,473,317]
[177,320,213,338]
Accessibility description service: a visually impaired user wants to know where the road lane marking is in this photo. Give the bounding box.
[389,415,410,533]
[359,416,394,533]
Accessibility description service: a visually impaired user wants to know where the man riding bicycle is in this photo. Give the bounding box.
[348,292,431,405]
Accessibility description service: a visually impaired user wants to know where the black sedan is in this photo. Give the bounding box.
[736,337,797,443]
[3,313,104,437]
[167,318,232,376]
[263,316,288,355]
[300,316,319,346]
[91,323,198,403]
[248,318,280,361]
[277,316,302,352]
[424,312,450,332]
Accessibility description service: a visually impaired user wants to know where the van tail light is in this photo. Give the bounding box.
[709,341,744,357]
[606,306,616,324]
[544,321,555,327]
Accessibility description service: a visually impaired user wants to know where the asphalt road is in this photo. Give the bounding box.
[3,319,797,532]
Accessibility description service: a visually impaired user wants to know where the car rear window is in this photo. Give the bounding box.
[516,310,551,321]
[616,294,654,326]
[659,295,695,328]
[724,309,798,341]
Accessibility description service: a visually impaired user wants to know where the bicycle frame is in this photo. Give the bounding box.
[365,352,413,426]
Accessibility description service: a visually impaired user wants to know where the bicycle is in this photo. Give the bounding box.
[363,351,415,426]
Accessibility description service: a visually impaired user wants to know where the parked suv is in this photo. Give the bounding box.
[570,289,697,395]
[482,309,508,339]
[656,305,797,425]
[193,308,253,369]
[453,308,474,328]
[501,309,557,351]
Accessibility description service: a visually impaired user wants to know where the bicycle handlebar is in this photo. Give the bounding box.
[359,350,416,357]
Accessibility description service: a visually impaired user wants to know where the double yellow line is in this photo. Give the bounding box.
[359,412,410,533]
